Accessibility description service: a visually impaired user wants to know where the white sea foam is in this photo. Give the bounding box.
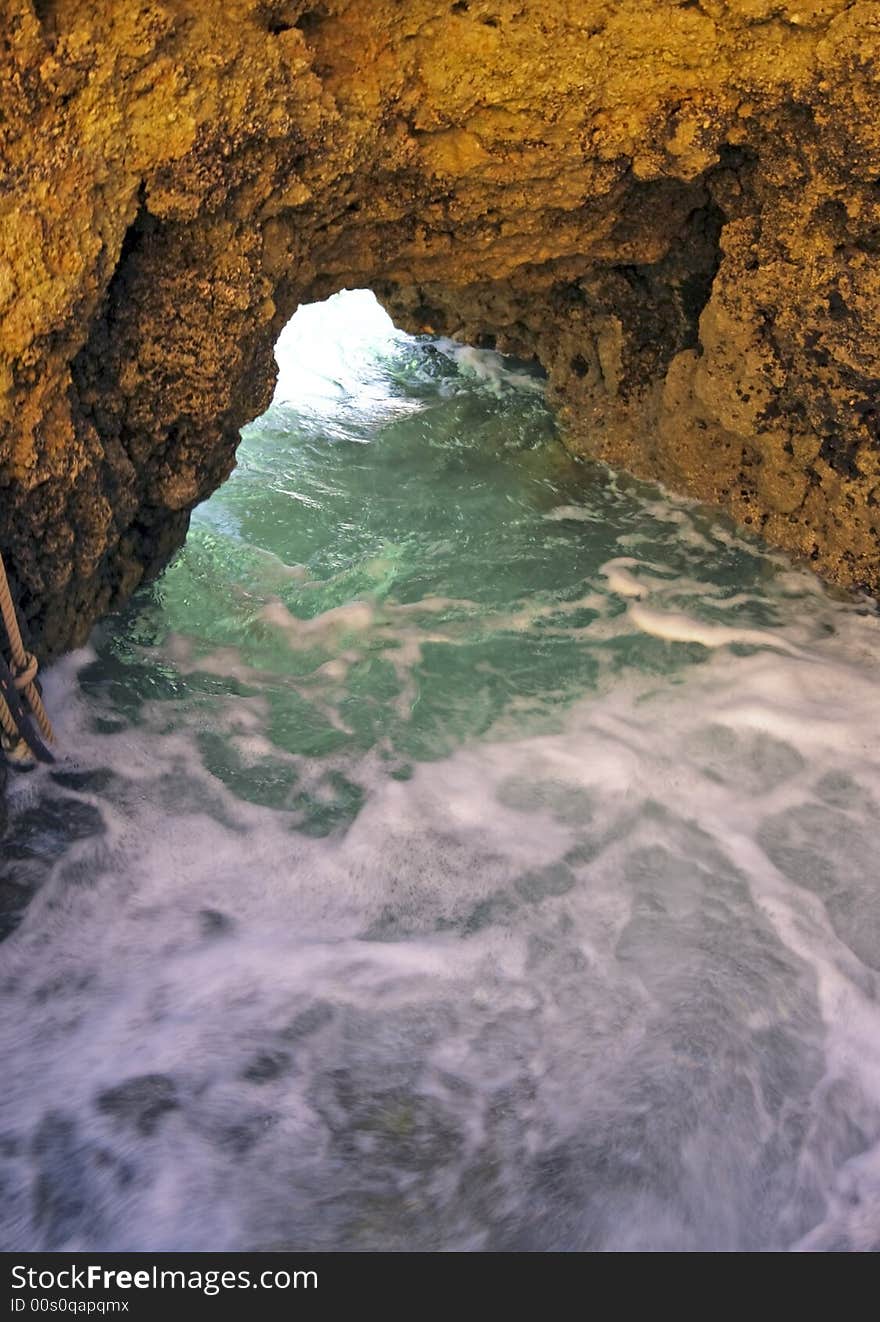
[0,592,878,1251]
[2,290,879,1253]
[600,557,652,598]
[545,504,604,523]
[627,602,811,657]
[432,339,545,396]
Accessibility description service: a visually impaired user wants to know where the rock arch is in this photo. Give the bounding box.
[2,0,879,658]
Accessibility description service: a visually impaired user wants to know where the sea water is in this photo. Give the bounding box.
[1,290,879,1251]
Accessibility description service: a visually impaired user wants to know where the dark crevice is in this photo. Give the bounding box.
[295,6,329,37]
[71,194,156,436]
[257,2,319,35]
[601,192,725,394]
[677,201,725,350]
[32,0,58,30]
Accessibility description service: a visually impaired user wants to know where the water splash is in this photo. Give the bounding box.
[2,291,879,1251]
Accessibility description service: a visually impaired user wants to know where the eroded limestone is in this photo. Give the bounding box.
[1,0,879,661]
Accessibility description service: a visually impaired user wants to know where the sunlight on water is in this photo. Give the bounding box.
[2,290,880,1251]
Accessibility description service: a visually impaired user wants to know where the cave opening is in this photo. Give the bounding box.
[4,0,880,1258]
[267,286,547,421]
[4,291,880,1254]
[5,270,880,1255]
[190,282,562,614]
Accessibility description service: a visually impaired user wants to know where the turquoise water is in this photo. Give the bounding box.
[2,291,880,1251]
[85,295,829,803]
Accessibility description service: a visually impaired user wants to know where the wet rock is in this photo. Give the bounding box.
[199,908,234,937]
[0,859,46,942]
[0,795,106,938]
[2,797,104,862]
[240,1051,293,1085]
[279,1001,335,1042]
[514,861,577,903]
[319,1074,464,1173]
[95,1074,180,1136]
[684,725,806,796]
[218,1114,278,1156]
[50,768,116,794]
[758,802,880,971]
[30,1112,111,1250]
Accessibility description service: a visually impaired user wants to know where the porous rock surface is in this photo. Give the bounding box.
[1,0,879,665]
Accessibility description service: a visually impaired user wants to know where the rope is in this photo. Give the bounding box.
[0,550,55,754]
[0,686,30,761]
[0,695,18,740]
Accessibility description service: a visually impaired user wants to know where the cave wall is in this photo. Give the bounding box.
[1,0,879,660]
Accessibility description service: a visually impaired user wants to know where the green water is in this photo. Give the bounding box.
[4,290,880,1252]
[83,292,816,819]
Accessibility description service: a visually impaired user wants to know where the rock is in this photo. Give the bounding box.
[198,908,234,937]
[1,796,104,861]
[240,1050,293,1084]
[30,1110,123,1249]
[95,1074,180,1136]
[0,793,105,939]
[0,0,878,672]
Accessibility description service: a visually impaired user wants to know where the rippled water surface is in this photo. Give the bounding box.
[2,291,880,1251]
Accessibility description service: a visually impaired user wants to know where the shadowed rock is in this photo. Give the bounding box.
[95,1075,180,1136]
